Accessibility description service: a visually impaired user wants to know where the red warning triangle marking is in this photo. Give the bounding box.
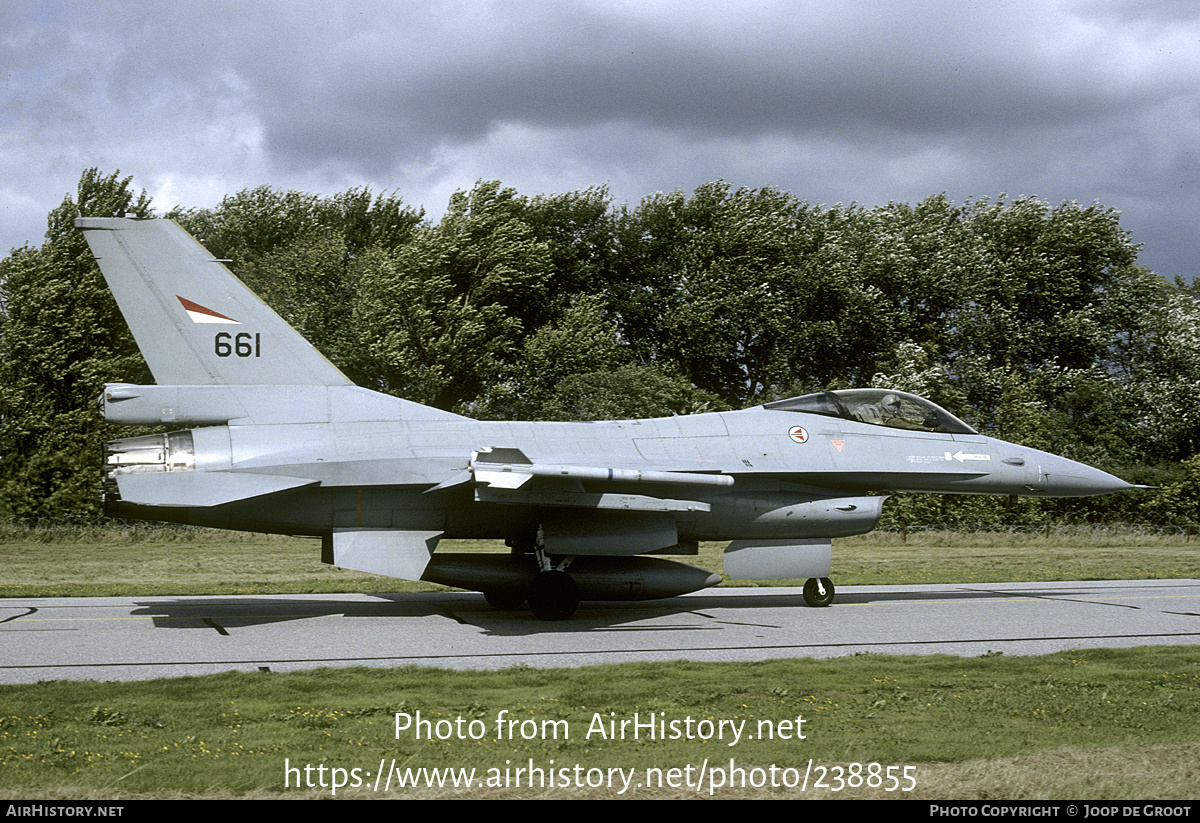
[177,295,239,324]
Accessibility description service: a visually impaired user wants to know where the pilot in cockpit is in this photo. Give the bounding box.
[853,393,925,429]
[880,393,925,429]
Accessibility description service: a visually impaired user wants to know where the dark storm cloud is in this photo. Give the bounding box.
[2,1,1198,280]
[243,1,1169,168]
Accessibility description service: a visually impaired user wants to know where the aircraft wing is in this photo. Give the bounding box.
[463,446,739,557]
[467,446,730,513]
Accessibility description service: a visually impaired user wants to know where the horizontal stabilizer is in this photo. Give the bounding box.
[114,471,317,507]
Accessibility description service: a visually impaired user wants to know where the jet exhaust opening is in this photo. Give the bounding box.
[102,431,195,502]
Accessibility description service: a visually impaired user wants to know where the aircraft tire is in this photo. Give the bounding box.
[803,577,835,607]
[484,589,526,611]
[528,570,580,620]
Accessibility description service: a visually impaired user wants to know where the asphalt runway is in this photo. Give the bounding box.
[2,579,1198,684]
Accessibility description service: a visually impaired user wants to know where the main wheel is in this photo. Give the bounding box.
[527,570,580,621]
[803,577,835,607]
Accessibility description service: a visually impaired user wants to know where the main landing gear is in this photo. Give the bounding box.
[481,536,580,621]
[527,568,579,621]
[526,542,579,620]
[803,577,835,607]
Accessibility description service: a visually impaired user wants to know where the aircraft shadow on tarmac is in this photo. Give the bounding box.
[129,593,725,636]
[128,585,1031,638]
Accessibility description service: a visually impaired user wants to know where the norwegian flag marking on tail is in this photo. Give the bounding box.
[177,295,240,324]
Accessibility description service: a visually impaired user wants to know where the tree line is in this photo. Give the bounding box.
[1,169,1197,525]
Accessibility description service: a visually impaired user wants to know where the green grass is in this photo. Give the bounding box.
[1,648,1197,799]
[832,529,1200,585]
[0,526,423,598]
[1,524,1197,598]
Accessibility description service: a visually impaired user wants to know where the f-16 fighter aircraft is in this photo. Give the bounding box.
[78,217,1137,619]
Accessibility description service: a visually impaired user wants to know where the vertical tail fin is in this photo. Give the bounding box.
[76,217,352,387]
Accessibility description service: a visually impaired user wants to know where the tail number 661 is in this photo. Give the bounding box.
[214,332,261,358]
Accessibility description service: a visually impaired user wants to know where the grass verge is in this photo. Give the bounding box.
[1,647,1197,799]
[1,525,1198,598]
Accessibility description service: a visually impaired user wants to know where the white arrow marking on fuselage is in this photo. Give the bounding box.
[946,450,991,462]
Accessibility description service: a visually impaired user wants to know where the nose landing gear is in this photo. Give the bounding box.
[803,577,835,607]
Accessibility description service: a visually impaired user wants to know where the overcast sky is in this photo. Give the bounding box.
[3,0,1198,281]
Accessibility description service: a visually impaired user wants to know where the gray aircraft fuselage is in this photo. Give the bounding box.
[104,394,1124,540]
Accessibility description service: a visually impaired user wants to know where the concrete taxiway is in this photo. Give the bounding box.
[1,579,1197,684]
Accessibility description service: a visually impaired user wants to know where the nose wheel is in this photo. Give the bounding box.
[803,577,834,607]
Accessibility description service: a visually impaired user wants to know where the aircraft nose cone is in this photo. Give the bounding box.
[1036,457,1133,497]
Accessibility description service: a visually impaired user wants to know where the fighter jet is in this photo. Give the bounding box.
[77,217,1137,619]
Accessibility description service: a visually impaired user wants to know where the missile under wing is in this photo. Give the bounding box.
[77,217,1137,619]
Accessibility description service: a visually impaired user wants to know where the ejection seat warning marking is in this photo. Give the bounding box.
[788,426,808,443]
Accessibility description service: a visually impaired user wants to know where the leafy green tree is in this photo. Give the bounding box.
[173,187,322,263]
[540,365,719,421]
[3,170,1188,526]
[1143,454,1200,526]
[480,294,623,417]
[521,186,619,307]
[475,294,720,420]
[856,195,975,347]
[0,169,152,520]
[352,181,553,411]
[616,182,884,406]
[172,186,423,386]
[1112,276,1200,462]
[947,198,1139,431]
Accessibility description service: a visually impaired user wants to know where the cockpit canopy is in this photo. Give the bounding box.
[763,389,977,435]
